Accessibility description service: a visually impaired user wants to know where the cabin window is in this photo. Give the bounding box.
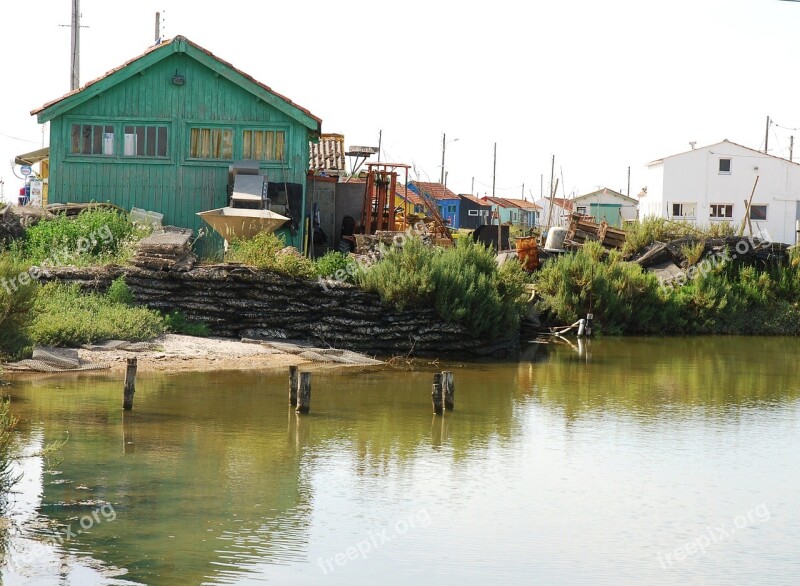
[448,204,456,213]
[71,124,114,156]
[749,205,767,221]
[719,158,732,174]
[242,130,286,161]
[576,206,587,215]
[710,203,733,219]
[672,203,696,219]
[189,127,233,159]
[468,210,479,216]
[124,125,168,158]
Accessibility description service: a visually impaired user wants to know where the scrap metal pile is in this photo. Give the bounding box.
[565,213,627,250]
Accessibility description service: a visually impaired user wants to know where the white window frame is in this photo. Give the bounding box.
[671,202,697,220]
[710,203,733,220]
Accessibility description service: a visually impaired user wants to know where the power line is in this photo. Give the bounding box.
[0,132,40,144]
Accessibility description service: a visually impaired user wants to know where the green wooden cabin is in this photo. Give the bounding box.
[32,35,322,256]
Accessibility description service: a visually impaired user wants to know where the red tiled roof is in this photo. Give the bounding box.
[498,197,542,211]
[32,35,322,128]
[410,181,458,201]
[459,194,490,206]
[550,198,574,212]
[396,183,425,205]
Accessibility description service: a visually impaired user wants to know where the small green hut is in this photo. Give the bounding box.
[32,35,321,255]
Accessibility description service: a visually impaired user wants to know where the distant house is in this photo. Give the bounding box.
[481,196,540,228]
[535,197,574,227]
[395,183,427,216]
[572,188,638,228]
[497,197,540,228]
[643,139,800,244]
[407,181,460,228]
[458,194,492,229]
[31,35,322,254]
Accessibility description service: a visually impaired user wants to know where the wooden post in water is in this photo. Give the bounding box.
[289,365,299,406]
[296,372,311,414]
[442,371,455,410]
[123,358,137,411]
[432,373,443,415]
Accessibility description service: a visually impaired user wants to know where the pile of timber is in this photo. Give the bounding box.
[42,264,518,358]
[130,230,196,271]
[565,213,626,250]
[633,236,790,269]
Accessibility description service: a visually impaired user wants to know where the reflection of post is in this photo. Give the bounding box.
[296,372,311,414]
[431,413,444,449]
[123,358,137,411]
[288,366,298,407]
[122,412,136,453]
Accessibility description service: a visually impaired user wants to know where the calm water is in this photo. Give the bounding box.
[1,337,799,585]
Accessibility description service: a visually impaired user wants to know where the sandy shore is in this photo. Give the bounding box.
[76,334,313,373]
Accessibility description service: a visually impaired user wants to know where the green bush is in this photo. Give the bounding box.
[16,208,149,267]
[359,237,528,338]
[163,310,212,337]
[106,276,135,305]
[225,231,316,278]
[0,253,37,360]
[534,241,682,334]
[314,251,360,284]
[29,283,165,347]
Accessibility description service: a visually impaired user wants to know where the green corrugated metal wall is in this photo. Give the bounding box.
[46,50,311,256]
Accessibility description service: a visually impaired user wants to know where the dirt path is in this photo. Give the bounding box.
[76,334,311,373]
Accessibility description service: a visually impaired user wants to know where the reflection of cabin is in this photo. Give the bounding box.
[31,35,321,254]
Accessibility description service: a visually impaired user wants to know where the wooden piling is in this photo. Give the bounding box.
[296,372,311,414]
[442,371,455,410]
[123,358,137,411]
[289,365,299,406]
[432,383,443,415]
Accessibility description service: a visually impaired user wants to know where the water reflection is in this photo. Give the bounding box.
[1,336,799,585]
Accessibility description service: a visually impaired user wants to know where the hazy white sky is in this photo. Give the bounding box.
[2,0,800,202]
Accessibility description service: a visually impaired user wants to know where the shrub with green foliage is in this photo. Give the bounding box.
[534,240,800,335]
[314,251,360,284]
[0,253,37,360]
[225,231,316,278]
[29,282,165,347]
[359,237,528,339]
[163,310,212,337]
[621,217,739,257]
[106,276,135,305]
[14,208,148,266]
[533,241,682,334]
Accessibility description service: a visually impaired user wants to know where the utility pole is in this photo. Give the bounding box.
[493,142,499,252]
[521,183,524,199]
[471,176,474,195]
[765,115,770,154]
[70,0,80,90]
[627,166,631,197]
[378,130,382,163]
[791,135,794,162]
[540,174,543,199]
[549,155,555,205]
[155,12,160,43]
[440,133,446,184]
